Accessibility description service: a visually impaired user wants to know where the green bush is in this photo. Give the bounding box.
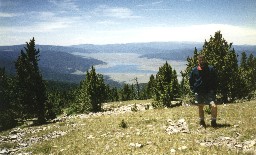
[131,104,138,112]
[0,111,17,131]
[151,101,164,109]
[119,119,128,128]
[66,102,92,115]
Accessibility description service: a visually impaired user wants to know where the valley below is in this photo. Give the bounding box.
[72,52,187,83]
[1,42,255,84]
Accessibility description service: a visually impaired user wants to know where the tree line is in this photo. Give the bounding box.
[1,31,256,130]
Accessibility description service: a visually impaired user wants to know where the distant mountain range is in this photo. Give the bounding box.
[72,42,256,61]
[0,45,103,83]
[1,42,255,84]
[71,42,203,54]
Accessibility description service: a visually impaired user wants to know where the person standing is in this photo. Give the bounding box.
[189,55,217,128]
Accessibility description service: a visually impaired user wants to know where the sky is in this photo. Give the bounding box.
[1,0,256,46]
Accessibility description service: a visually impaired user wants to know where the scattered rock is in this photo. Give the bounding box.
[87,135,95,139]
[0,127,68,155]
[129,142,143,148]
[146,141,152,145]
[9,135,18,140]
[197,137,256,152]
[0,148,9,154]
[170,148,176,153]
[166,118,190,134]
[234,124,239,128]
[178,146,188,150]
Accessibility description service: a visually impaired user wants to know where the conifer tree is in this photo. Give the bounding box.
[180,47,199,96]
[238,52,250,98]
[172,70,180,99]
[130,84,136,100]
[0,68,17,129]
[77,66,107,112]
[111,87,119,101]
[239,52,256,99]
[121,84,132,101]
[146,74,156,99]
[154,61,179,107]
[15,38,51,123]
[134,77,141,99]
[247,54,256,93]
[0,68,8,108]
[240,52,248,69]
[200,31,239,102]
[105,85,112,102]
[86,66,107,112]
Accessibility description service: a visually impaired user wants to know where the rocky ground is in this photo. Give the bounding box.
[0,103,255,154]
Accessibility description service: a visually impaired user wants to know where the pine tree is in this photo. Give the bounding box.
[200,31,239,102]
[15,38,50,124]
[247,54,256,93]
[239,53,256,99]
[240,52,248,69]
[0,68,8,108]
[172,70,180,99]
[134,77,141,99]
[130,84,136,100]
[76,66,107,113]
[146,74,156,99]
[180,47,199,97]
[111,87,119,101]
[86,66,107,112]
[238,52,250,98]
[0,68,18,130]
[121,84,132,101]
[154,61,179,107]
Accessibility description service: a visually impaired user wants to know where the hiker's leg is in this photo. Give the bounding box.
[198,105,206,127]
[210,102,217,119]
[199,105,205,120]
[210,102,217,127]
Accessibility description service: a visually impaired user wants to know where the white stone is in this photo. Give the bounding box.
[130,143,143,148]
[87,135,95,139]
[0,148,9,154]
[170,148,176,153]
[9,134,18,140]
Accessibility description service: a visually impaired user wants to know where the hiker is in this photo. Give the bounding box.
[189,54,218,127]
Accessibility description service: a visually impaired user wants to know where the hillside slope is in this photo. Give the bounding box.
[0,45,104,83]
[0,100,255,154]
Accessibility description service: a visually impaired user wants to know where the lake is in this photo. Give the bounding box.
[72,52,187,84]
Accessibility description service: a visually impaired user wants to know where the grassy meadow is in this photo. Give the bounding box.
[1,100,256,155]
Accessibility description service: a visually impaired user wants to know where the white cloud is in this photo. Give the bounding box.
[37,11,56,20]
[0,0,19,8]
[93,5,141,19]
[97,20,119,26]
[180,0,193,1]
[18,11,82,33]
[0,26,14,33]
[53,24,256,45]
[1,23,256,46]
[49,0,79,11]
[35,21,71,32]
[0,19,73,34]
[105,24,256,45]
[0,12,20,18]
[152,1,163,5]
